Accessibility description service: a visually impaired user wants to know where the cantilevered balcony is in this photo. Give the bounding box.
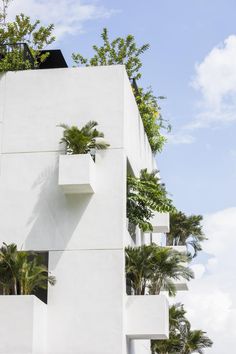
[0,295,47,354]
[126,295,169,340]
[150,212,170,233]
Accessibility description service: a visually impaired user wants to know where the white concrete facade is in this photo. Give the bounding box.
[126,295,169,339]
[0,66,169,354]
[0,295,47,354]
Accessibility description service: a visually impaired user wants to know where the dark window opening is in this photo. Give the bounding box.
[0,251,49,304]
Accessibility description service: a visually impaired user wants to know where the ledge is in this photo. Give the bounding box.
[0,295,47,353]
[126,295,169,340]
[150,212,170,233]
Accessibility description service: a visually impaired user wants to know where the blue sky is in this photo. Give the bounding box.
[8,1,236,352]
[57,0,236,215]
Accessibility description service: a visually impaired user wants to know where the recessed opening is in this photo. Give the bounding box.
[0,251,49,304]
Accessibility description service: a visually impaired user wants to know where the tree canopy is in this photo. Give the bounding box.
[152,303,213,354]
[125,245,194,296]
[167,211,206,257]
[127,169,174,232]
[72,28,170,153]
[0,0,55,71]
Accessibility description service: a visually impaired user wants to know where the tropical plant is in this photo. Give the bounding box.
[127,169,174,232]
[180,328,213,354]
[58,120,109,155]
[0,242,18,294]
[152,303,213,354]
[167,211,206,257]
[72,28,170,154]
[135,87,171,153]
[17,252,56,295]
[0,0,10,26]
[0,243,56,295]
[151,303,188,354]
[72,28,149,81]
[0,0,55,71]
[125,245,194,296]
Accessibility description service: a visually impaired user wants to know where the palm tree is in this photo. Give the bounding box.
[167,211,206,257]
[18,253,56,295]
[148,246,194,296]
[0,243,18,294]
[125,245,154,295]
[180,329,213,354]
[152,303,189,354]
[0,243,56,295]
[152,304,213,354]
[125,245,194,296]
[59,121,109,155]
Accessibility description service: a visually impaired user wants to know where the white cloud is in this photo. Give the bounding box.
[170,35,236,143]
[7,0,115,39]
[167,132,195,145]
[190,263,205,279]
[190,35,236,128]
[175,207,236,353]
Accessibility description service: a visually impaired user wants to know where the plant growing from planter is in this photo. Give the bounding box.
[127,168,174,232]
[151,303,213,354]
[0,243,56,295]
[125,244,194,296]
[167,211,206,257]
[58,120,109,157]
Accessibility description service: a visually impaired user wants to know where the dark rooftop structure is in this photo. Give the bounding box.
[39,49,68,69]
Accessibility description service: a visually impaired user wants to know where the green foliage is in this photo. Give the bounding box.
[0,0,55,72]
[0,243,56,295]
[72,28,149,80]
[167,211,206,257]
[136,87,171,153]
[59,120,109,155]
[72,28,169,153]
[152,303,213,354]
[0,0,11,26]
[180,329,213,354]
[127,169,174,232]
[152,303,188,354]
[125,244,194,296]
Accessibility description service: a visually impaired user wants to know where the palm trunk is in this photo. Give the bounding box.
[13,277,17,295]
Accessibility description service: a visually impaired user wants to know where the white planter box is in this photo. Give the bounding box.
[0,295,47,354]
[150,212,170,233]
[58,154,96,194]
[126,295,169,340]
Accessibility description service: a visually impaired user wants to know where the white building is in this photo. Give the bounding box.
[0,63,178,354]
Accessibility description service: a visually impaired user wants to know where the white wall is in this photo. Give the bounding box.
[126,295,169,340]
[47,250,124,354]
[123,74,157,176]
[0,295,47,354]
[128,340,151,354]
[0,66,160,354]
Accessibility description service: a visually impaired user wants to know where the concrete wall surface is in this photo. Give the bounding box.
[0,66,164,354]
[0,295,47,354]
[126,295,169,340]
[128,339,152,354]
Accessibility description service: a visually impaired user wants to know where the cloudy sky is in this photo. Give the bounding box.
[7,0,236,352]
